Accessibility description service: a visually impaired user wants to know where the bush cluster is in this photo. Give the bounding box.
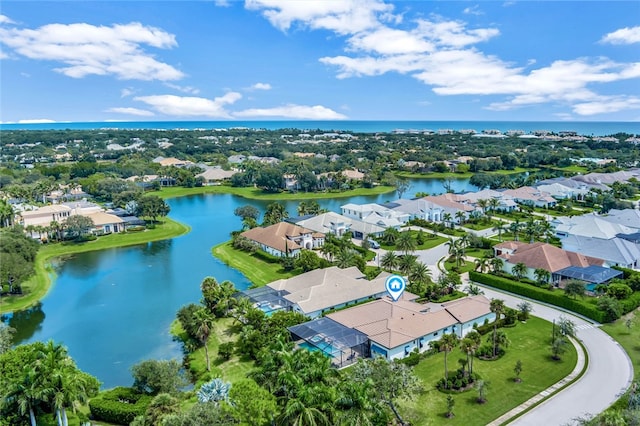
[469,271,606,322]
[88,387,153,425]
[436,369,478,392]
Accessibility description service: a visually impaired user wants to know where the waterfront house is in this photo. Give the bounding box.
[289,211,385,239]
[240,222,324,257]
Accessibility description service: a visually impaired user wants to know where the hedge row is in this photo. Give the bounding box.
[468,271,607,323]
[89,387,153,425]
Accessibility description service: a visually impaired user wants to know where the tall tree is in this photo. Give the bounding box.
[439,333,460,389]
[396,232,417,256]
[349,357,422,426]
[63,215,94,239]
[137,195,170,222]
[194,308,214,371]
[490,298,506,358]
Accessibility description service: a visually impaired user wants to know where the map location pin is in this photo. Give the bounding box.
[385,274,406,302]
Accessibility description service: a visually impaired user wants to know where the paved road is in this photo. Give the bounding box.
[471,282,634,426]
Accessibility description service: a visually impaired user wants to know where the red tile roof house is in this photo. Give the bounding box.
[241,222,325,257]
[325,295,494,360]
[493,241,606,284]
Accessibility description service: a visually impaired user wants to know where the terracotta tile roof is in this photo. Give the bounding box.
[421,195,475,212]
[327,296,492,349]
[241,222,322,254]
[499,241,604,272]
[267,266,390,315]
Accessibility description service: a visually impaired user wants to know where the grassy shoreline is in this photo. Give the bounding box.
[156,184,396,200]
[0,217,190,314]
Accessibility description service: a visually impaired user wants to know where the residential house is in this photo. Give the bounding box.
[19,205,72,228]
[600,209,640,232]
[289,211,386,240]
[552,214,635,240]
[243,266,390,319]
[342,169,365,181]
[241,222,324,257]
[456,189,518,212]
[340,203,409,230]
[85,211,125,234]
[561,235,640,269]
[501,186,557,208]
[324,295,494,360]
[152,156,194,168]
[196,166,237,185]
[419,194,477,222]
[493,241,620,284]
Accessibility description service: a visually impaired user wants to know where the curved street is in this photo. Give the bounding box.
[472,282,634,426]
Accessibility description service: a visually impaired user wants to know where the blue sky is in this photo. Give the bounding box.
[1,1,639,123]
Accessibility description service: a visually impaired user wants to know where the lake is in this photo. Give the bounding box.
[4,178,474,388]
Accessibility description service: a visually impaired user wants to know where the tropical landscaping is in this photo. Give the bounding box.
[2,127,640,425]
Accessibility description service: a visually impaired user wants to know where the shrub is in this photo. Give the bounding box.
[89,387,153,425]
[469,272,606,322]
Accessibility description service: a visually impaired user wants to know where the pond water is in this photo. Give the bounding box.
[4,178,473,389]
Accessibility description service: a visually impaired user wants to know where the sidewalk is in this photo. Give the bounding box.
[487,336,586,426]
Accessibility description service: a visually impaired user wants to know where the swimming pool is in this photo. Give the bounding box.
[299,341,341,358]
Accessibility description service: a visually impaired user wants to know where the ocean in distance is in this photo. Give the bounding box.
[2,120,639,136]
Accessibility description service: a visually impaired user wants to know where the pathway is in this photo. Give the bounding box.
[465,276,634,426]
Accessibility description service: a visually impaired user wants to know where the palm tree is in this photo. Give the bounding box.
[488,197,500,214]
[442,212,453,228]
[408,262,431,291]
[512,262,528,281]
[490,299,506,357]
[195,308,214,371]
[534,268,551,285]
[398,254,418,276]
[489,257,504,273]
[0,199,15,228]
[380,251,399,272]
[476,199,488,215]
[455,211,466,226]
[4,367,43,426]
[335,248,357,269]
[474,258,489,273]
[492,221,506,241]
[439,333,459,388]
[509,220,521,241]
[464,331,481,375]
[396,231,417,255]
[524,219,538,243]
[381,228,399,245]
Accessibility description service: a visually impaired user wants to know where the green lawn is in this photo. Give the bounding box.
[399,317,578,426]
[211,241,299,286]
[601,309,640,384]
[171,318,255,386]
[156,185,396,200]
[380,234,448,251]
[444,259,476,274]
[0,218,190,314]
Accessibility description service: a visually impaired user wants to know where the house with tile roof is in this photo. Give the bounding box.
[501,186,557,208]
[196,166,237,185]
[493,241,620,284]
[561,235,640,269]
[243,266,391,319]
[340,203,409,230]
[240,222,324,257]
[325,295,494,360]
[552,214,635,240]
[289,211,385,239]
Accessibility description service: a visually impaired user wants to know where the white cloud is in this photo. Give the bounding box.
[134,92,242,117]
[601,26,640,45]
[121,88,135,98]
[245,0,395,35]
[234,104,347,119]
[250,82,272,90]
[164,82,201,94]
[0,15,15,25]
[463,5,484,16]
[415,19,499,48]
[0,21,184,80]
[17,118,57,123]
[572,96,640,116]
[105,107,155,117]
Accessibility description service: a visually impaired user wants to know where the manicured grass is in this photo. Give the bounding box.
[601,309,640,383]
[0,218,190,314]
[380,234,448,251]
[171,318,255,386]
[395,167,534,180]
[399,317,578,426]
[211,241,298,287]
[444,259,476,274]
[155,185,396,200]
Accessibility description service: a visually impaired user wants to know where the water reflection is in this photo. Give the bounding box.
[2,302,45,345]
